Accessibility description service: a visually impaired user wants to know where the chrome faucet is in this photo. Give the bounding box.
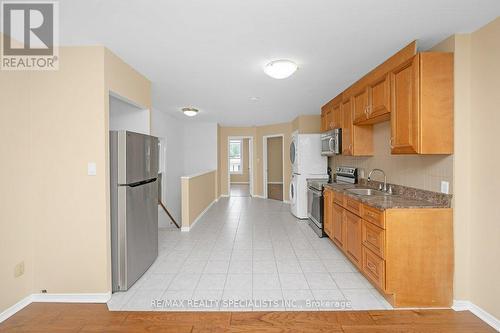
[367,168,388,192]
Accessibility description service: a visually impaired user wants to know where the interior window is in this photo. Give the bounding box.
[229,139,243,174]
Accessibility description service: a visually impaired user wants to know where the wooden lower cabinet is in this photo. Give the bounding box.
[323,190,453,308]
[344,210,362,268]
[362,245,385,290]
[323,189,333,238]
[332,203,345,249]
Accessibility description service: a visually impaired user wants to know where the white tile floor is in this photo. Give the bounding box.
[230,184,250,197]
[108,196,392,312]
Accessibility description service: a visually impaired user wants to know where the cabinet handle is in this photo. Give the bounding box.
[390,137,394,148]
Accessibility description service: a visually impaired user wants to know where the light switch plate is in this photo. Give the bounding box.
[87,162,97,176]
[440,181,449,194]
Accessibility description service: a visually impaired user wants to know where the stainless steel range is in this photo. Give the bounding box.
[307,179,330,237]
[307,167,358,237]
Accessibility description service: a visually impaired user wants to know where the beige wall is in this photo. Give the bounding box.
[430,21,500,320]
[230,138,250,183]
[267,137,284,183]
[0,66,34,312]
[291,115,321,134]
[0,45,151,313]
[181,170,218,228]
[329,121,454,193]
[467,17,500,319]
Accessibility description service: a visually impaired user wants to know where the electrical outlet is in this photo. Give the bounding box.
[14,261,24,278]
[440,181,450,194]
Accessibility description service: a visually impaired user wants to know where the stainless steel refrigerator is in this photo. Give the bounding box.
[110,131,159,292]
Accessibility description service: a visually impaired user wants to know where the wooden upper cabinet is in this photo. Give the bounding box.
[341,98,353,155]
[390,53,453,154]
[345,210,362,268]
[367,74,391,121]
[341,96,373,156]
[332,203,345,249]
[320,105,328,132]
[390,56,419,153]
[353,89,369,124]
[332,103,342,129]
[353,74,391,125]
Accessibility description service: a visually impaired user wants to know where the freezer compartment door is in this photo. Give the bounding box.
[125,132,159,184]
[124,179,158,289]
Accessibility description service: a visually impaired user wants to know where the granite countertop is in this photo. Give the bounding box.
[322,180,452,210]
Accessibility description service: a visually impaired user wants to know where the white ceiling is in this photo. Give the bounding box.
[58,0,500,126]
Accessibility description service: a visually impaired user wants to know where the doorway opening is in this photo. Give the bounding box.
[228,136,253,197]
[263,134,284,201]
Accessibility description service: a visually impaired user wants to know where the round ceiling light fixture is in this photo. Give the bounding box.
[181,107,199,117]
[263,59,298,79]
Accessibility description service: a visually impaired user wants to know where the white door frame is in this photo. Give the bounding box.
[227,136,254,196]
[263,134,285,200]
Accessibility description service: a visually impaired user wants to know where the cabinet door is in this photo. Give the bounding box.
[325,107,333,131]
[323,190,333,238]
[320,112,327,132]
[390,56,419,154]
[341,98,353,156]
[345,210,362,267]
[368,74,390,119]
[353,88,369,124]
[332,203,345,249]
[332,103,342,129]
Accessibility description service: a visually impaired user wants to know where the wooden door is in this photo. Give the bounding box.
[368,74,390,119]
[353,88,369,124]
[332,203,345,249]
[332,103,342,129]
[390,56,419,154]
[341,98,352,156]
[345,210,362,267]
[323,190,333,238]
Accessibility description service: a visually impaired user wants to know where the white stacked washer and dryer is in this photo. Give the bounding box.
[289,131,328,219]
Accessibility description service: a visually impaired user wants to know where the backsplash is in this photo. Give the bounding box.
[329,121,453,194]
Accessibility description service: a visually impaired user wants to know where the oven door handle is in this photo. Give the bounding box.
[308,187,322,195]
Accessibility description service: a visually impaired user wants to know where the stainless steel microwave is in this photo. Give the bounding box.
[321,129,341,156]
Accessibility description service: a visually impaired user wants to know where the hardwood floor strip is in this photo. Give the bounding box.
[0,304,496,333]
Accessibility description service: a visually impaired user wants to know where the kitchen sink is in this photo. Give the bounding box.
[346,188,391,196]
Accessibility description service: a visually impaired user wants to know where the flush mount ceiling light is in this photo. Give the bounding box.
[181,107,199,117]
[264,59,298,79]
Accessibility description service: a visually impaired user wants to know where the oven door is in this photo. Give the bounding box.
[307,186,323,229]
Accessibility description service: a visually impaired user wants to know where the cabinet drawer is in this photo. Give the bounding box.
[333,191,344,206]
[345,196,362,215]
[362,205,385,229]
[362,220,385,258]
[362,246,385,291]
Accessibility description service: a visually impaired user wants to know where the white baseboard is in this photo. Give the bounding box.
[181,198,217,232]
[230,182,249,184]
[31,292,111,303]
[0,292,111,324]
[283,200,291,204]
[253,195,265,199]
[453,300,500,331]
[0,295,32,324]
